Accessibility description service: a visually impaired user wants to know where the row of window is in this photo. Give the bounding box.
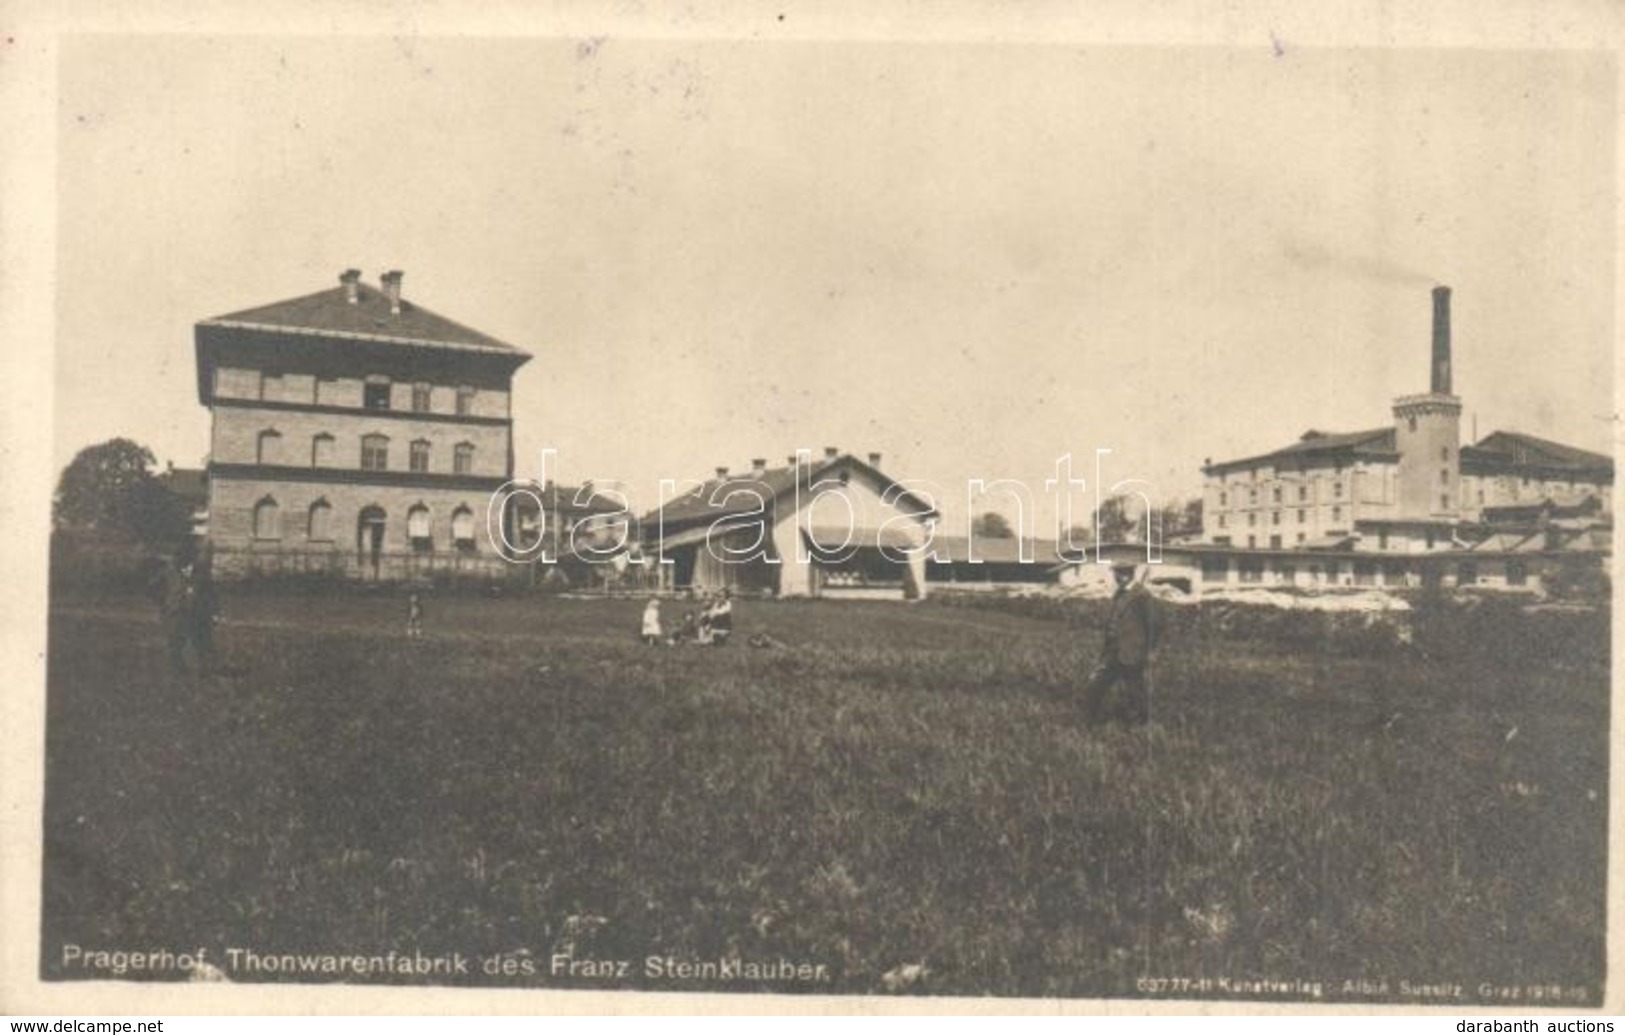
[1217,506,1344,529]
[1220,482,1343,508]
[1217,459,1358,484]
[256,430,476,474]
[253,497,479,548]
[255,371,481,415]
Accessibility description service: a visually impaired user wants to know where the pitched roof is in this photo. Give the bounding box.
[157,467,208,507]
[200,281,529,357]
[647,455,937,529]
[1206,427,1398,473]
[1463,430,1613,474]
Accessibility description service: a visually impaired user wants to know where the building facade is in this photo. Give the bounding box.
[644,450,937,599]
[1200,287,1612,557]
[194,269,531,579]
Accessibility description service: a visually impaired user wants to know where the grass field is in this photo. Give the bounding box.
[40,588,1608,1003]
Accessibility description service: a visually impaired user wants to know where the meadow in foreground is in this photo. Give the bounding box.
[41,588,1607,1002]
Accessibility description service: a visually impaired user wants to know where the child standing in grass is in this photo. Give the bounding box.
[406,592,425,640]
[641,597,663,646]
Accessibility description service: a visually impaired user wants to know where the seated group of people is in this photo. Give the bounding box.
[641,589,733,647]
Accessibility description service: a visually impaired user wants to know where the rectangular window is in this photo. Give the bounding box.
[1353,561,1376,586]
[454,443,474,475]
[1219,491,1227,507]
[1271,511,1280,525]
[1298,485,1307,501]
[412,383,433,412]
[1507,561,1528,587]
[410,440,431,474]
[1297,509,1306,523]
[259,371,281,401]
[1272,487,1281,502]
[1268,534,1282,549]
[1333,482,1343,498]
[1332,506,1341,522]
[1378,529,1389,550]
[456,385,477,416]
[1440,467,1450,485]
[1238,558,1263,583]
[1201,557,1229,582]
[364,379,391,410]
[361,435,389,471]
[1457,562,1478,586]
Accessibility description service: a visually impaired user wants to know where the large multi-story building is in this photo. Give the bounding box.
[194,269,531,578]
[1200,287,1612,555]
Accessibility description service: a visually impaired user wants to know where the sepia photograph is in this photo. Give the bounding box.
[4,4,1620,1015]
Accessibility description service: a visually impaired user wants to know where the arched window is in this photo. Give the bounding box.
[253,496,281,540]
[454,442,475,475]
[311,432,335,467]
[451,505,476,552]
[409,439,432,474]
[407,504,432,552]
[361,434,389,471]
[257,429,282,465]
[308,498,333,541]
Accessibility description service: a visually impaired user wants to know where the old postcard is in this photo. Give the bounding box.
[2,0,1621,1017]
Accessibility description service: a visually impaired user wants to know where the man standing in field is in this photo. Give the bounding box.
[1082,561,1159,726]
[151,555,197,678]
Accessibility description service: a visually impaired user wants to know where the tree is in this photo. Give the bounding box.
[970,511,1015,539]
[53,438,191,547]
[1095,494,1137,543]
[1153,497,1204,543]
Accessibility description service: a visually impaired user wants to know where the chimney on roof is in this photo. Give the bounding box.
[751,458,767,475]
[824,446,838,460]
[867,452,882,467]
[339,268,361,305]
[381,270,404,315]
[1431,285,1451,395]
[715,466,729,479]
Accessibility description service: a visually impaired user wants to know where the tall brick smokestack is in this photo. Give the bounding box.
[1431,285,1452,395]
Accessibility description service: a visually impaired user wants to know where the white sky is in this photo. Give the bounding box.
[53,37,1616,535]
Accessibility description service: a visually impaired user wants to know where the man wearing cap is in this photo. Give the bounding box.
[1082,561,1159,725]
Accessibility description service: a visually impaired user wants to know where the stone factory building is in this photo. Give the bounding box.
[194,269,531,579]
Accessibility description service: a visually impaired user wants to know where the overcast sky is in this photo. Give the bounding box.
[54,36,1615,534]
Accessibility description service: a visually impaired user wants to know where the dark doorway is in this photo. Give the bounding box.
[358,505,386,575]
